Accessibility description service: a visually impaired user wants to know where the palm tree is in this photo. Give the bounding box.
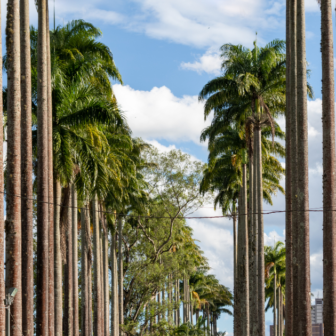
[5,0,22,334]
[296,0,311,333]
[264,242,285,336]
[20,0,33,333]
[319,0,336,334]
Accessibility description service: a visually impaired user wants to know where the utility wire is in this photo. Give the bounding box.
[0,189,327,219]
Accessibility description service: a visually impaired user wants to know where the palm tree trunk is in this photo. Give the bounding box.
[237,164,250,336]
[111,229,119,336]
[20,0,33,333]
[64,185,73,336]
[296,0,311,334]
[176,279,180,326]
[274,273,277,336]
[118,216,124,335]
[54,180,62,336]
[36,0,49,333]
[183,275,187,323]
[253,130,259,336]
[285,2,293,336]
[248,151,256,335]
[162,287,165,321]
[280,291,283,336]
[72,185,79,336]
[93,194,102,336]
[81,202,92,336]
[290,0,299,330]
[234,192,241,336]
[88,258,93,336]
[5,0,22,334]
[0,5,4,334]
[46,2,54,335]
[157,292,161,323]
[321,0,336,335]
[277,287,281,336]
[100,222,104,334]
[256,126,265,336]
[190,293,193,326]
[103,222,109,336]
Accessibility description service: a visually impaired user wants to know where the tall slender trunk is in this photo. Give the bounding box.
[273,273,277,336]
[20,0,33,333]
[290,0,299,330]
[36,0,49,334]
[88,256,93,336]
[248,152,256,334]
[280,290,283,336]
[54,180,62,336]
[103,220,109,336]
[100,222,104,334]
[321,0,336,335]
[285,1,293,335]
[296,0,311,334]
[183,274,187,323]
[190,292,193,326]
[46,2,54,335]
[81,202,91,336]
[5,0,22,334]
[64,185,73,336]
[118,216,124,335]
[93,194,102,336]
[232,210,237,336]
[234,192,241,336]
[72,185,79,336]
[253,130,259,336]
[256,127,265,336]
[162,286,165,321]
[157,292,161,323]
[277,287,281,336]
[0,4,4,334]
[111,229,119,336]
[176,280,180,326]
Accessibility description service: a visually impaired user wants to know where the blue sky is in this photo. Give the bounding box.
[2,0,328,334]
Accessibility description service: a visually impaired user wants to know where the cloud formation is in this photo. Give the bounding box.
[181,52,222,75]
[113,84,211,144]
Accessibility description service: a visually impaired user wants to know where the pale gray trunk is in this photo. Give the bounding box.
[176,279,180,326]
[256,127,265,336]
[111,229,119,336]
[190,292,193,326]
[118,216,124,335]
[93,194,102,336]
[162,286,165,321]
[100,222,104,334]
[274,273,277,336]
[72,185,79,336]
[183,274,187,323]
[54,180,62,336]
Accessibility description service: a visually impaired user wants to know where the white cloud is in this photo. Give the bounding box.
[181,51,222,75]
[264,230,285,247]
[145,140,177,153]
[113,84,211,144]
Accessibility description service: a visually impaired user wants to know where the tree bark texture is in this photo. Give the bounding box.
[81,202,92,336]
[296,0,311,334]
[274,273,277,336]
[321,0,336,335]
[103,223,109,336]
[93,195,102,336]
[5,0,22,334]
[20,0,33,333]
[256,127,265,336]
[290,0,299,329]
[111,230,119,336]
[54,180,62,336]
[237,166,249,336]
[46,1,54,334]
[72,186,79,336]
[285,1,293,335]
[64,186,73,336]
[118,216,124,335]
[248,154,256,335]
[234,193,241,336]
[36,0,49,334]
[252,130,259,336]
[0,3,5,334]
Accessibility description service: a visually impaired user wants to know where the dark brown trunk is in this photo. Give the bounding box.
[111,229,119,336]
[36,0,49,333]
[285,1,293,335]
[296,0,311,334]
[64,186,73,336]
[46,0,54,333]
[5,0,22,333]
[118,216,124,335]
[0,3,5,335]
[321,0,336,335]
[20,0,33,333]
[256,127,265,336]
